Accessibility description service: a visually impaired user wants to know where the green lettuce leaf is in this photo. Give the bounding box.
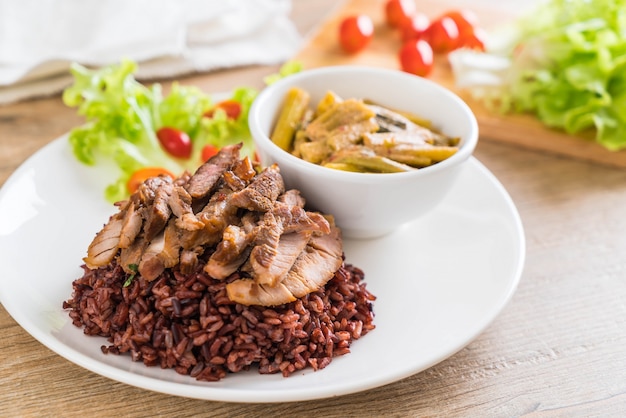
[501,0,626,150]
[63,60,256,202]
[195,86,259,162]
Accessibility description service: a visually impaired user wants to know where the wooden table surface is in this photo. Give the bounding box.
[2,1,626,416]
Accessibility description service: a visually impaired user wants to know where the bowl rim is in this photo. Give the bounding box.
[249,65,479,183]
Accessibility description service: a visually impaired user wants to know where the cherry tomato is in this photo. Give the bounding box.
[201,144,220,162]
[385,0,416,29]
[423,16,460,53]
[338,15,374,54]
[399,39,434,77]
[156,126,192,159]
[441,10,479,39]
[204,99,242,120]
[401,12,430,41]
[459,27,486,51]
[127,167,175,194]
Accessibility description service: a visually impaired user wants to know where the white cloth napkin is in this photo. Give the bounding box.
[0,0,302,104]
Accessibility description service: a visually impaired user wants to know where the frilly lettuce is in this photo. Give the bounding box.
[449,0,626,150]
[63,59,258,202]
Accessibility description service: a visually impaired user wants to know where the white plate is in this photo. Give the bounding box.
[0,135,525,403]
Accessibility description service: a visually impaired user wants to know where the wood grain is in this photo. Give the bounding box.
[294,0,626,168]
[2,0,626,416]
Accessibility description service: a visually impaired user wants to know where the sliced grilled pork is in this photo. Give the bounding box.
[158,219,183,269]
[180,248,200,274]
[138,233,166,281]
[278,189,306,208]
[281,226,343,298]
[83,215,124,269]
[231,156,257,182]
[186,143,241,199]
[226,226,342,306]
[169,186,203,232]
[118,198,143,249]
[222,171,247,191]
[137,175,171,206]
[143,181,173,242]
[168,186,192,219]
[204,225,256,279]
[82,142,348,307]
[227,282,297,307]
[249,230,312,287]
[272,202,330,235]
[180,185,239,250]
[229,164,284,212]
[119,234,149,274]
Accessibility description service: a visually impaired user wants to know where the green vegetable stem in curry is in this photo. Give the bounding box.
[270,87,460,173]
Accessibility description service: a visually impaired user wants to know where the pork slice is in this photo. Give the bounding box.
[231,156,256,182]
[83,216,124,269]
[204,225,255,280]
[158,219,182,269]
[119,234,149,274]
[118,198,143,249]
[138,233,166,281]
[308,224,343,256]
[179,186,239,250]
[138,175,172,206]
[241,211,261,233]
[226,280,296,307]
[245,211,281,280]
[229,164,284,212]
[143,181,173,241]
[235,215,261,277]
[272,202,330,235]
[214,213,261,278]
[232,226,342,305]
[178,228,203,252]
[281,226,343,299]
[174,171,191,187]
[180,248,199,275]
[186,143,242,199]
[168,186,192,219]
[250,230,312,287]
[278,189,306,208]
[246,203,331,286]
[222,171,247,191]
[169,186,203,232]
[175,213,205,232]
[289,211,330,235]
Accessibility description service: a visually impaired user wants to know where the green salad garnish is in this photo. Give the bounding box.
[453,0,626,150]
[63,59,302,202]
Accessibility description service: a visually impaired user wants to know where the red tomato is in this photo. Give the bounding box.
[201,144,219,162]
[156,126,192,159]
[401,12,430,41]
[399,39,433,77]
[423,17,460,53]
[338,15,374,54]
[204,99,242,120]
[385,0,416,29]
[127,167,175,194]
[441,10,479,39]
[459,27,486,51]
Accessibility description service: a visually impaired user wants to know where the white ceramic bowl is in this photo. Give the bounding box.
[249,66,479,239]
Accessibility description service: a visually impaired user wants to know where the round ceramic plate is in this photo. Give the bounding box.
[0,136,524,403]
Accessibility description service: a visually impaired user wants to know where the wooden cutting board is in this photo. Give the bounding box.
[293,0,626,168]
